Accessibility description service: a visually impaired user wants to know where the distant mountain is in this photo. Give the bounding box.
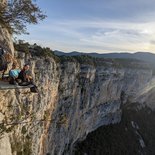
[54,50,82,56]
[54,50,155,65]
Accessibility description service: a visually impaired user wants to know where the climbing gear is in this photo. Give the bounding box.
[30,85,38,93]
[0,48,5,55]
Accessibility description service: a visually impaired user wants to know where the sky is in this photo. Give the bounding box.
[17,0,155,53]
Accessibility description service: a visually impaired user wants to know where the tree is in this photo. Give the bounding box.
[13,39,30,53]
[0,0,46,34]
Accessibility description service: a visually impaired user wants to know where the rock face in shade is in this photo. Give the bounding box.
[0,25,155,155]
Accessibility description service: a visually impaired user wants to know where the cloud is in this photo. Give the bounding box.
[19,0,155,53]
[19,19,155,53]
[150,40,155,44]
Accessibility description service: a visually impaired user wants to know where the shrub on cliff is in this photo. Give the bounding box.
[14,40,60,61]
[14,40,30,54]
[32,45,54,57]
[0,0,46,34]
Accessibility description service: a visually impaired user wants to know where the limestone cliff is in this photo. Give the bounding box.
[0,51,154,155]
[0,21,15,155]
[0,25,14,56]
[0,26,155,155]
[43,60,153,155]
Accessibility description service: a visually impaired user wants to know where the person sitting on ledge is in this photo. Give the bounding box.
[9,63,21,85]
[18,64,33,84]
[18,64,38,93]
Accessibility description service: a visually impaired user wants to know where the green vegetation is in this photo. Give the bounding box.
[59,55,104,66]
[0,121,14,138]
[73,55,96,66]
[57,114,68,128]
[0,0,46,34]
[31,44,54,57]
[14,40,58,59]
[74,103,155,155]
[14,40,30,54]
[11,132,32,155]
[59,55,152,70]
[13,40,153,71]
[59,55,112,67]
[43,109,51,122]
[0,118,32,154]
[113,58,151,70]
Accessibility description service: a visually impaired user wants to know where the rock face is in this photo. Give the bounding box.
[0,27,155,155]
[0,20,15,155]
[44,62,152,155]
[0,25,14,56]
[0,54,154,155]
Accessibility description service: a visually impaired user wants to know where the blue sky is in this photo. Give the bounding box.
[17,0,155,53]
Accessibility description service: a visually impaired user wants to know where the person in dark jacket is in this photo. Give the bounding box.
[18,64,33,83]
[18,64,38,93]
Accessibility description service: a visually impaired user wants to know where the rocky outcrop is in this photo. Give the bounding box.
[0,56,59,155]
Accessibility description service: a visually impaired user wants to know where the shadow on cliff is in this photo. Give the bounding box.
[73,102,155,155]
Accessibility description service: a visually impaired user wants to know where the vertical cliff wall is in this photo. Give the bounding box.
[44,62,153,155]
[0,52,153,155]
[0,14,15,154]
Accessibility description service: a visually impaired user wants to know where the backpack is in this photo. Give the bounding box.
[0,48,5,56]
[30,85,38,93]
[0,48,9,79]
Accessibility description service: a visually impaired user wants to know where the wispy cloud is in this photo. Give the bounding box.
[18,0,155,53]
[26,19,155,52]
